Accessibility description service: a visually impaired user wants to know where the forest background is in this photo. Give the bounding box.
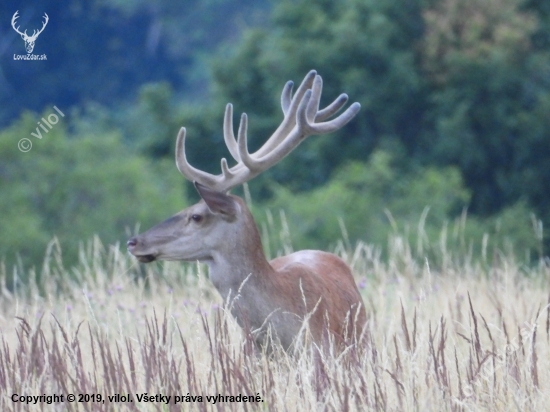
[1,0,549,275]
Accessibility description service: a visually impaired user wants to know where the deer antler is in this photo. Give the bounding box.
[176,70,361,193]
[11,11,25,37]
[29,13,49,40]
[11,11,48,40]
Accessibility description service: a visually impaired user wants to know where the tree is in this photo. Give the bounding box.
[420,0,550,231]
[209,0,427,194]
[0,112,186,272]
[0,0,270,127]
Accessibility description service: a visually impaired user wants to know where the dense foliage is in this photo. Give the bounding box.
[0,0,269,126]
[0,113,185,268]
[0,0,549,269]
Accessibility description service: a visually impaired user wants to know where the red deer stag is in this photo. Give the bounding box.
[127,70,366,351]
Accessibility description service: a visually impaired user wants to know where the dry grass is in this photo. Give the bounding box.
[0,235,549,411]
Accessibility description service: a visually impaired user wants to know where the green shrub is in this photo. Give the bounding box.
[256,150,541,262]
[0,112,186,274]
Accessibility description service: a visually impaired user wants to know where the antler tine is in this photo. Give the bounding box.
[223,103,241,162]
[176,126,246,193]
[308,102,361,134]
[29,13,48,40]
[11,11,25,36]
[288,70,317,113]
[316,93,349,122]
[175,127,223,190]
[38,13,48,33]
[236,113,258,172]
[305,75,322,122]
[281,81,294,115]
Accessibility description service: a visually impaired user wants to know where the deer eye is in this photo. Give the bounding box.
[191,214,203,223]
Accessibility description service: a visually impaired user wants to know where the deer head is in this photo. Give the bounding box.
[127,71,364,350]
[127,181,245,264]
[12,11,49,54]
[127,70,360,263]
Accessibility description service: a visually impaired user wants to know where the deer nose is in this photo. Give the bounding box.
[127,237,138,249]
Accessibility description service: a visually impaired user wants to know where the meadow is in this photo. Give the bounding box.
[0,228,549,411]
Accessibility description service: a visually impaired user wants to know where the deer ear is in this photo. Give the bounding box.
[194,182,238,219]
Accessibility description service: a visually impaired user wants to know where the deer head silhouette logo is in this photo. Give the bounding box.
[11,11,49,54]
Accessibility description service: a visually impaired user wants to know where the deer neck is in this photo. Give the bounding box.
[206,218,274,303]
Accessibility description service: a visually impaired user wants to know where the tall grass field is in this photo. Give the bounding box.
[0,228,548,411]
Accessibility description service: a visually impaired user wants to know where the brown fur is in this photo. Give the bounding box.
[268,251,366,348]
[128,189,366,352]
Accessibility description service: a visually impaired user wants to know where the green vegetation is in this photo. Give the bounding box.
[257,151,541,262]
[1,0,549,271]
[0,112,185,274]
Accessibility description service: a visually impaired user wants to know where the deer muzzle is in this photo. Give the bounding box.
[127,237,157,263]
